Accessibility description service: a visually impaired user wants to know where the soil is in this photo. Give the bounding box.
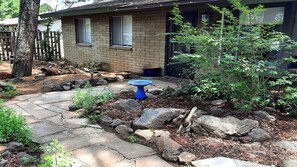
[95,91,297,167]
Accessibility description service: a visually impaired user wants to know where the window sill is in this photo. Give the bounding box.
[76,43,92,47]
[109,46,132,51]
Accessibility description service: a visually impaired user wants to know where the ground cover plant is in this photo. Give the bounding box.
[72,83,116,113]
[0,99,31,144]
[170,0,297,113]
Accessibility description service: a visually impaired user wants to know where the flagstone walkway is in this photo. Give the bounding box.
[4,79,177,167]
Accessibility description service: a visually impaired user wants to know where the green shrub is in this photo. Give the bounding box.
[128,135,137,144]
[88,113,105,124]
[0,99,31,144]
[39,139,74,167]
[170,0,297,110]
[72,83,115,113]
[0,82,17,98]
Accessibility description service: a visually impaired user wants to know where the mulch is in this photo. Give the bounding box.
[96,91,297,166]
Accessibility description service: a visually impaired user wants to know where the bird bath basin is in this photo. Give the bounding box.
[128,80,153,100]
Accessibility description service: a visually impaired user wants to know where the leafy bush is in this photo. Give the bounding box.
[0,82,17,98]
[72,83,115,112]
[88,113,105,124]
[0,99,31,144]
[39,139,74,167]
[170,0,297,110]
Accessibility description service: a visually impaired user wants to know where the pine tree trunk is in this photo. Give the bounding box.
[12,0,40,77]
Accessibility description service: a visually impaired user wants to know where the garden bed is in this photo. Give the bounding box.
[87,90,297,166]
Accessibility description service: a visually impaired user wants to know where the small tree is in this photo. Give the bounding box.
[170,0,297,111]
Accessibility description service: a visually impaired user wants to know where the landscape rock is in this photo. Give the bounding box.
[211,99,227,106]
[7,142,24,153]
[34,73,46,81]
[153,130,171,138]
[62,85,71,91]
[247,128,271,142]
[16,152,34,164]
[97,78,108,85]
[106,76,117,82]
[110,119,124,127]
[178,152,196,164]
[148,89,163,96]
[116,75,125,82]
[100,115,113,124]
[0,159,7,167]
[133,108,185,129]
[283,159,297,167]
[273,141,297,152]
[263,107,277,113]
[134,129,154,141]
[0,146,7,154]
[43,80,63,92]
[115,125,133,135]
[68,104,79,111]
[209,106,227,115]
[254,110,276,122]
[73,79,86,86]
[114,99,141,113]
[192,115,259,138]
[0,81,15,91]
[157,137,182,162]
[1,151,11,159]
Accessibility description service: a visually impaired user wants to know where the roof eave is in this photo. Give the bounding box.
[40,7,117,18]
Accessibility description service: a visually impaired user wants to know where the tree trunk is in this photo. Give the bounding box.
[12,0,40,77]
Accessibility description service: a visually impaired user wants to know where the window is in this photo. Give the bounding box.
[111,15,132,46]
[240,7,285,26]
[75,18,92,44]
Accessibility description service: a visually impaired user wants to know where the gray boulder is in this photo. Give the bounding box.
[7,142,24,152]
[254,110,276,122]
[114,99,141,113]
[115,125,133,135]
[247,128,271,142]
[211,99,227,106]
[192,115,259,138]
[133,108,185,129]
[273,141,297,153]
[16,152,34,165]
[283,159,297,167]
[34,73,46,81]
[0,159,7,167]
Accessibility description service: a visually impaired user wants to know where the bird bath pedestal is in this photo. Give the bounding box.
[128,80,152,100]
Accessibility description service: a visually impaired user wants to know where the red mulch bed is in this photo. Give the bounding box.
[94,90,297,166]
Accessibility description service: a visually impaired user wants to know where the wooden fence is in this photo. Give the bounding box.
[0,31,62,61]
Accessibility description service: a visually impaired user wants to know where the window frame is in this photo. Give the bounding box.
[110,15,133,47]
[75,18,92,44]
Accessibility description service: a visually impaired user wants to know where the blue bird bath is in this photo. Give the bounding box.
[128,80,153,100]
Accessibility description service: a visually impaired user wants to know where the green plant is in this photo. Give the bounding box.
[128,135,137,144]
[96,89,116,105]
[88,113,105,124]
[72,83,115,113]
[0,99,31,144]
[0,82,17,98]
[170,0,297,110]
[38,139,74,167]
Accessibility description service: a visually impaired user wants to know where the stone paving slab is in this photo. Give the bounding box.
[58,135,104,151]
[30,122,66,137]
[136,155,173,167]
[12,93,42,101]
[72,144,125,167]
[25,115,41,124]
[6,104,30,116]
[33,131,73,144]
[97,132,156,159]
[69,127,103,136]
[45,115,64,126]
[17,102,57,119]
[191,157,271,167]
[50,101,72,110]
[30,92,73,104]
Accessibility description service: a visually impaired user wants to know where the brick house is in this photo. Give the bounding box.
[41,0,297,77]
